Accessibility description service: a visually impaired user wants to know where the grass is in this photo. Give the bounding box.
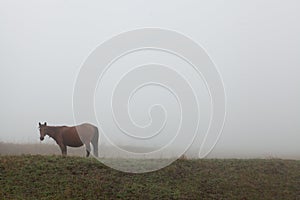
[0,155,299,199]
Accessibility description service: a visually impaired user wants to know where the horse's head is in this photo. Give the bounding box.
[38,122,47,141]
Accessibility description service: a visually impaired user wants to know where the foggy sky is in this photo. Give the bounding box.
[0,0,299,159]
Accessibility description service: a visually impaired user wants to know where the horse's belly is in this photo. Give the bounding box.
[67,142,83,147]
[62,132,83,147]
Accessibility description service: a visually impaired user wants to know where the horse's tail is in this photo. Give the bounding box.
[91,126,99,157]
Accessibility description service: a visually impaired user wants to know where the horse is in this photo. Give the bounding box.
[38,122,99,157]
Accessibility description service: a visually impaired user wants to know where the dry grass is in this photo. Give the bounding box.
[0,155,299,199]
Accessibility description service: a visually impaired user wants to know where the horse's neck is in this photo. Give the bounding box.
[46,127,60,139]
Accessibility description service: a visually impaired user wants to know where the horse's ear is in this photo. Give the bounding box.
[39,122,41,126]
[44,122,47,126]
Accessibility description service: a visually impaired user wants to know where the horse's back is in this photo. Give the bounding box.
[75,123,97,144]
[79,123,97,128]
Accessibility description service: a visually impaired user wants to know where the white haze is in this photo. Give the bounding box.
[0,0,299,159]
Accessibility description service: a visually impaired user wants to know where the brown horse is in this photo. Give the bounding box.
[38,122,99,157]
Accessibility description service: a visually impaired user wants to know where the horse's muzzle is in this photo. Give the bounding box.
[40,137,44,141]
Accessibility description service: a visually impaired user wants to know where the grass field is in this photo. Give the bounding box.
[0,155,299,199]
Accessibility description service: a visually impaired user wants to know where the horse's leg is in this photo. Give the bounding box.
[85,143,91,157]
[59,143,67,156]
[91,127,99,157]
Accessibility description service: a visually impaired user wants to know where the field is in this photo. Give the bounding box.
[0,155,299,199]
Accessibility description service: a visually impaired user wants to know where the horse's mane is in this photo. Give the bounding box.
[45,125,67,131]
[46,125,67,128]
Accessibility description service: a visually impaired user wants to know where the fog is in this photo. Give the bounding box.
[0,0,299,159]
